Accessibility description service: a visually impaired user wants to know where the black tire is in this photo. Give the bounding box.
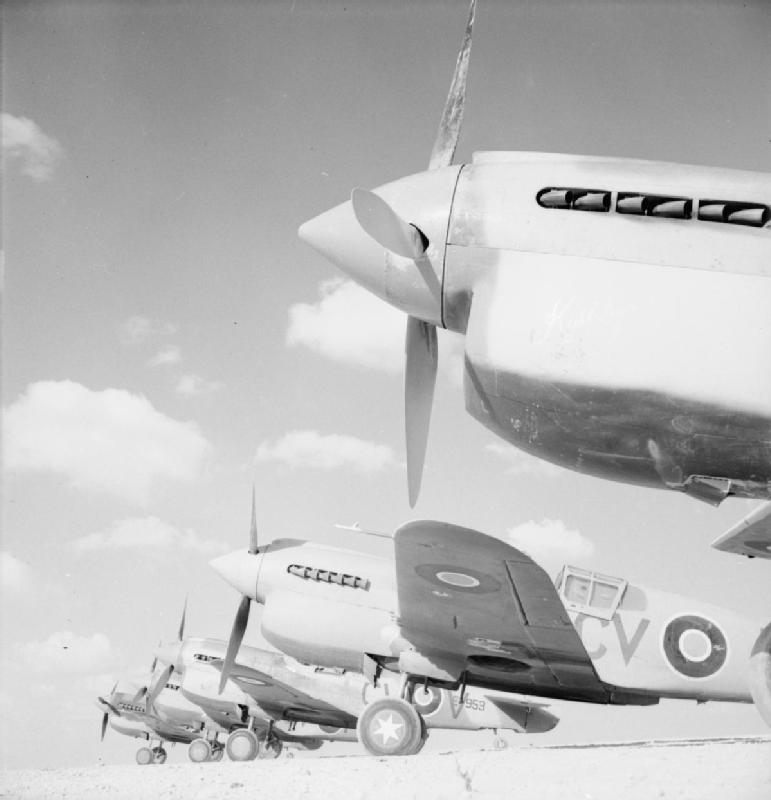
[152,747,167,764]
[209,746,224,762]
[226,729,260,762]
[356,697,424,757]
[188,738,211,763]
[257,736,283,759]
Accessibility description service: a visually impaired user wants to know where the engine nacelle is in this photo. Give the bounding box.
[749,623,771,728]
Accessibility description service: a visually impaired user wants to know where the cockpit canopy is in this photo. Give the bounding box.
[554,565,627,621]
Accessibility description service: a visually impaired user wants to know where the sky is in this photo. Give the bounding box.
[2,0,770,770]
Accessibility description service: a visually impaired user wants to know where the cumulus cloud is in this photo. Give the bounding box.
[0,551,34,594]
[506,519,595,571]
[287,279,465,382]
[287,279,405,372]
[255,429,399,472]
[147,345,182,367]
[3,380,209,504]
[2,113,63,181]
[72,516,228,557]
[175,374,224,396]
[486,443,567,478]
[17,631,114,675]
[118,315,177,346]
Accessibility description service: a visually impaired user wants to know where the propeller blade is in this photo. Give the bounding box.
[97,696,121,716]
[132,685,148,704]
[177,598,187,642]
[145,664,173,711]
[249,485,259,554]
[405,316,438,507]
[428,0,476,171]
[351,188,428,260]
[219,594,251,694]
[101,711,108,741]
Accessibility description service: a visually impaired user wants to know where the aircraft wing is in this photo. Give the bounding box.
[209,659,357,729]
[711,502,771,560]
[393,521,608,702]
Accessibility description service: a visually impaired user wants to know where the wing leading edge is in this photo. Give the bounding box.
[711,501,771,560]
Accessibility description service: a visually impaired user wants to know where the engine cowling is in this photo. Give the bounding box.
[749,623,771,728]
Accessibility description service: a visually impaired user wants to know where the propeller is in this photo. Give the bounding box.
[219,488,259,694]
[97,682,120,741]
[145,600,187,712]
[350,0,476,507]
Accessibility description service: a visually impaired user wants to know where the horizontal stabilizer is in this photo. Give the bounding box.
[711,502,771,560]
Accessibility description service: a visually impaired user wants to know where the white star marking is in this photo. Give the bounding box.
[372,712,404,745]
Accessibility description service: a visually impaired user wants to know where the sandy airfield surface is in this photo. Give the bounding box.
[2,737,770,800]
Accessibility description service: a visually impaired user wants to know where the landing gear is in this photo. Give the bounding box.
[257,735,283,759]
[356,697,425,756]
[493,736,508,750]
[226,729,260,762]
[209,744,224,762]
[188,738,211,763]
[152,746,168,764]
[135,746,154,765]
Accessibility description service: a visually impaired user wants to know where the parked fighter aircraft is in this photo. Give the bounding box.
[211,516,771,756]
[96,682,199,764]
[298,0,771,507]
[150,632,556,758]
[142,602,357,761]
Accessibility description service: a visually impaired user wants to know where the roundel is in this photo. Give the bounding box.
[411,685,442,716]
[662,614,728,679]
[414,563,502,594]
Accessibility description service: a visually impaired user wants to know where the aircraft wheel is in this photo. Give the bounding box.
[209,745,224,762]
[357,697,424,757]
[152,746,167,764]
[226,729,260,762]
[135,746,154,766]
[257,736,283,759]
[493,736,508,751]
[407,717,428,755]
[188,738,212,763]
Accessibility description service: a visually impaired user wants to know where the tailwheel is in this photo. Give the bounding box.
[152,746,167,764]
[356,697,424,757]
[188,738,211,763]
[135,746,154,766]
[226,729,260,762]
[257,736,283,759]
[493,736,508,750]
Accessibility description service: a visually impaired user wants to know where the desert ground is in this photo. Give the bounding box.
[2,737,769,800]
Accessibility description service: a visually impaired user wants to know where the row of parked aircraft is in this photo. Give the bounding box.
[98,494,771,763]
[101,0,769,764]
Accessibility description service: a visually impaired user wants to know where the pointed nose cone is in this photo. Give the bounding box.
[299,200,388,301]
[210,550,262,601]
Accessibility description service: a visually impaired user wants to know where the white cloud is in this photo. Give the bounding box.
[287,279,464,382]
[256,429,399,472]
[17,631,114,675]
[506,519,595,571]
[486,443,567,478]
[175,374,224,396]
[118,315,177,346]
[3,380,209,504]
[2,113,63,181]
[147,345,182,367]
[72,516,228,557]
[287,279,404,372]
[0,551,34,594]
